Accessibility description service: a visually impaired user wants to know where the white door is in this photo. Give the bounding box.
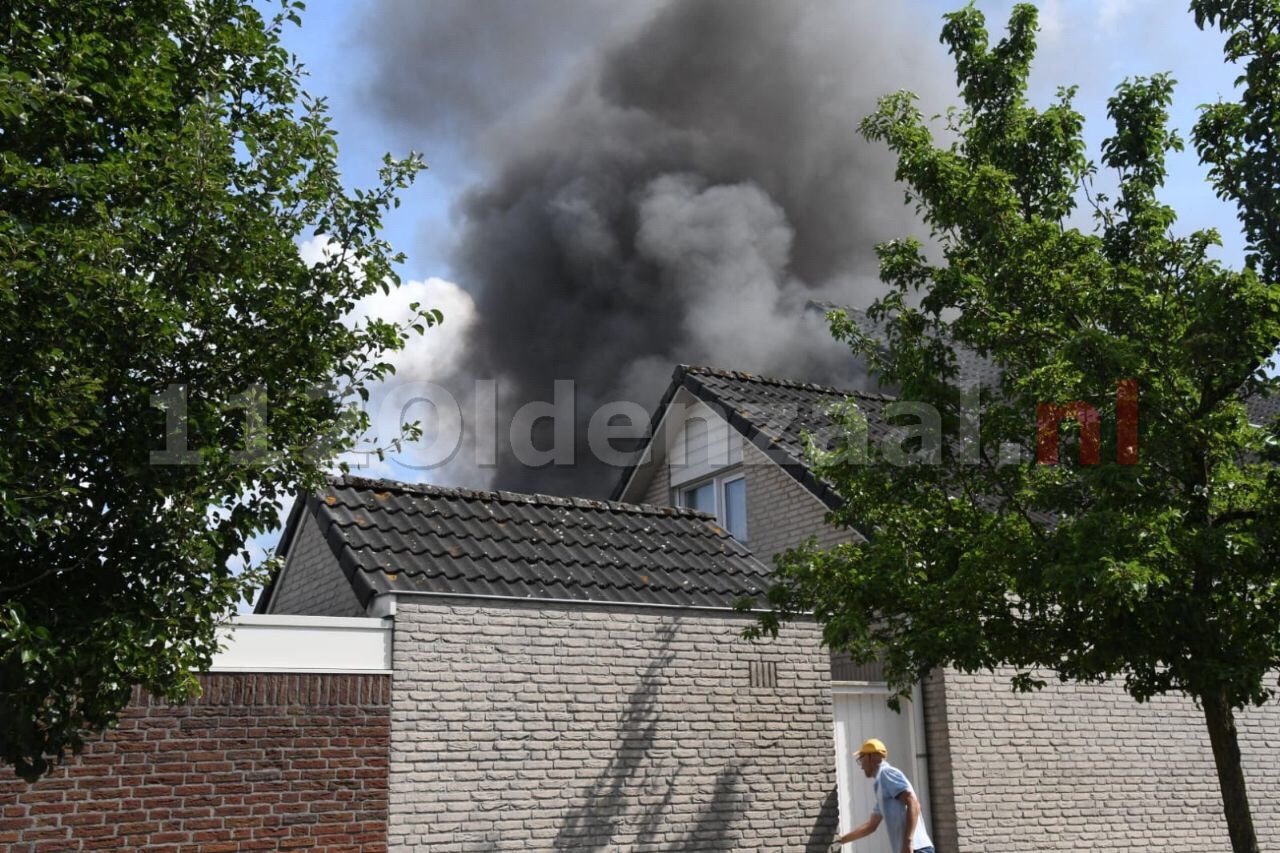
[832,685,931,849]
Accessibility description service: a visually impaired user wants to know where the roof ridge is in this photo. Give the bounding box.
[677,363,895,402]
[327,474,725,524]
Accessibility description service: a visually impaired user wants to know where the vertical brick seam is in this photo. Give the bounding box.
[0,672,391,852]
[922,670,958,853]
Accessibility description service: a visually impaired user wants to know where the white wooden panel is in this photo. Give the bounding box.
[833,687,931,847]
[210,614,392,673]
[668,401,742,487]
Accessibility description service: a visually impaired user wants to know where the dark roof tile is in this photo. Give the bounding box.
[293,476,770,610]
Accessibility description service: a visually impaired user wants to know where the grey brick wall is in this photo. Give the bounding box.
[739,442,851,565]
[936,667,1280,852]
[267,511,364,616]
[922,670,959,852]
[388,599,840,852]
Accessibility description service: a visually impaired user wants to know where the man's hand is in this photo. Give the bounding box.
[828,843,845,853]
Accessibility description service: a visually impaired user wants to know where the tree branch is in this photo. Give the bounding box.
[1211,509,1259,528]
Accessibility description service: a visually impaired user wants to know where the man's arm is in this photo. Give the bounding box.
[832,813,881,848]
[896,790,922,853]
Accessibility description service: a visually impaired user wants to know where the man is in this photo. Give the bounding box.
[830,738,934,853]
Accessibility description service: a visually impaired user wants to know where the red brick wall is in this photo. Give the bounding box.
[0,673,390,852]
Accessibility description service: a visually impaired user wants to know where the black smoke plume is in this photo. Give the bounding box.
[358,0,951,497]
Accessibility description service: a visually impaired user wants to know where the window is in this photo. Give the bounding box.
[679,473,747,541]
[683,480,716,514]
[723,476,746,540]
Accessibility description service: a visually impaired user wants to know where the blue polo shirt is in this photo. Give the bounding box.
[872,761,933,852]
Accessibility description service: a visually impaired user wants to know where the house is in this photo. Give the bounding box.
[255,477,840,851]
[248,345,1280,850]
[613,362,1280,852]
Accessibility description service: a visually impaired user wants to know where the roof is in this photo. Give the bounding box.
[611,306,1005,508]
[258,476,775,612]
[612,364,889,508]
[1247,393,1280,426]
[814,301,1002,389]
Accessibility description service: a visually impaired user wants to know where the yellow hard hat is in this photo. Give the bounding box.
[857,738,888,757]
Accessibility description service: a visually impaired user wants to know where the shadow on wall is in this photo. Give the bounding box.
[552,624,748,851]
[805,788,841,853]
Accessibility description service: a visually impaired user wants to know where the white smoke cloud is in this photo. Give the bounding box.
[297,235,484,486]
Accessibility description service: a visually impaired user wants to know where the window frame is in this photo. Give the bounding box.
[677,470,747,542]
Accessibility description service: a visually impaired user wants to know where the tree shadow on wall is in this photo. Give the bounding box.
[804,787,840,853]
[654,765,745,852]
[552,624,749,852]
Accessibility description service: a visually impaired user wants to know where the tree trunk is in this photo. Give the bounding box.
[1202,687,1260,853]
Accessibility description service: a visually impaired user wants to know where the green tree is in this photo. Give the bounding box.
[750,3,1280,850]
[0,0,433,780]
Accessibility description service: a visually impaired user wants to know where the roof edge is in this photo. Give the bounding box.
[678,370,845,510]
[252,494,310,615]
[608,364,692,502]
[375,588,785,617]
[608,363,885,504]
[681,364,895,403]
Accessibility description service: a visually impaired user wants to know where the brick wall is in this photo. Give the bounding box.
[922,670,959,852]
[937,668,1280,852]
[739,442,852,565]
[268,511,365,617]
[0,673,390,852]
[389,599,840,852]
[639,448,671,507]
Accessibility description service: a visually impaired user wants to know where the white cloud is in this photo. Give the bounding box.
[1098,0,1143,34]
[340,275,480,484]
[348,275,478,380]
[297,234,477,382]
[296,234,336,268]
[296,234,483,486]
[1038,0,1064,42]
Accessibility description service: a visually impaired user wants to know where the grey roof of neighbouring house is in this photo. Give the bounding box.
[257,476,775,612]
[817,301,1003,390]
[611,306,1006,509]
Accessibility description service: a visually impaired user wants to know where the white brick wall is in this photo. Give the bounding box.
[640,452,671,508]
[937,667,1280,852]
[388,599,840,852]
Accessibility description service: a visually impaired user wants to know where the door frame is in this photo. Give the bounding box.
[831,681,932,837]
